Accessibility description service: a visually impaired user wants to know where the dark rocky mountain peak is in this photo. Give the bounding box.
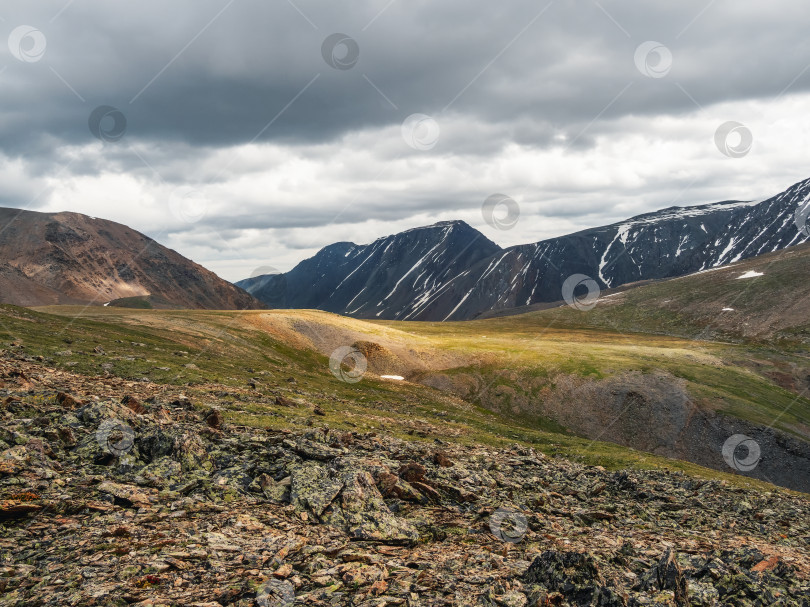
[241,177,810,320]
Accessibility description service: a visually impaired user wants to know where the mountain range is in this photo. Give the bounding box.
[2,177,809,319]
[238,177,810,321]
[0,208,261,310]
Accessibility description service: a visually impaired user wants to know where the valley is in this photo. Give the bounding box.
[3,2,810,603]
[1,235,809,605]
[1,272,809,603]
[13,243,810,493]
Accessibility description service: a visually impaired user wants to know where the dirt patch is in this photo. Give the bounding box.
[351,340,400,375]
[766,370,799,391]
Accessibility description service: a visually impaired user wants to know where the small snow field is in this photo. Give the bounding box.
[737,271,764,279]
[380,375,405,381]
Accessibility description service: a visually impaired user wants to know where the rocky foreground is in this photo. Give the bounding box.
[0,351,809,606]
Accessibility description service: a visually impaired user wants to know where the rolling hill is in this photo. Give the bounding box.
[24,271,810,493]
[0,208,262,310]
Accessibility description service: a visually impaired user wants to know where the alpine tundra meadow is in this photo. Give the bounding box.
[1,1,809,605]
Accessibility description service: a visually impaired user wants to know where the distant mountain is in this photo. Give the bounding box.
[240,177,810,320]
[237,220,501,318]
[0,208,262,309]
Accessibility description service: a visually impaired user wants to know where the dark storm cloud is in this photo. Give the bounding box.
[2,0,810,157]
[3,0,810,280]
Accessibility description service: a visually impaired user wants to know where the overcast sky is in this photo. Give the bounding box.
[2,0,810,281]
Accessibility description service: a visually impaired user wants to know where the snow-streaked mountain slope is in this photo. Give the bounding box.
[239,177,810,320]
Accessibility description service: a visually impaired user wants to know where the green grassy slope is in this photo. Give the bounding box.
[0,302,806,495]
[500,242,810,347]
[378,314,810,440]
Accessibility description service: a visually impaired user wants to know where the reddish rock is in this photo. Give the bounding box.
[56,392,81,408]
[204,409,223,429]
[433,451,454,467]
[398,462,426,483]
[410,481,442,502]
[751,556,780,572]
[122,395,146,414]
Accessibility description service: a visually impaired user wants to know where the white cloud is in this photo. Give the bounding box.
[2,0,810,282]
[7,91,806,281]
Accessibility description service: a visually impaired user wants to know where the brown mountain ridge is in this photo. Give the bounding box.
[0,208,262,310]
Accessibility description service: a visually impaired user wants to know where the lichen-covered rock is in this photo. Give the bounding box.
[283,437,346,461]
[290,461,343,517]
[173,431,213,472]
[0,351,808,606]
[336,468,418,544]
[137,428,175,462]
[134,456,182,488]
